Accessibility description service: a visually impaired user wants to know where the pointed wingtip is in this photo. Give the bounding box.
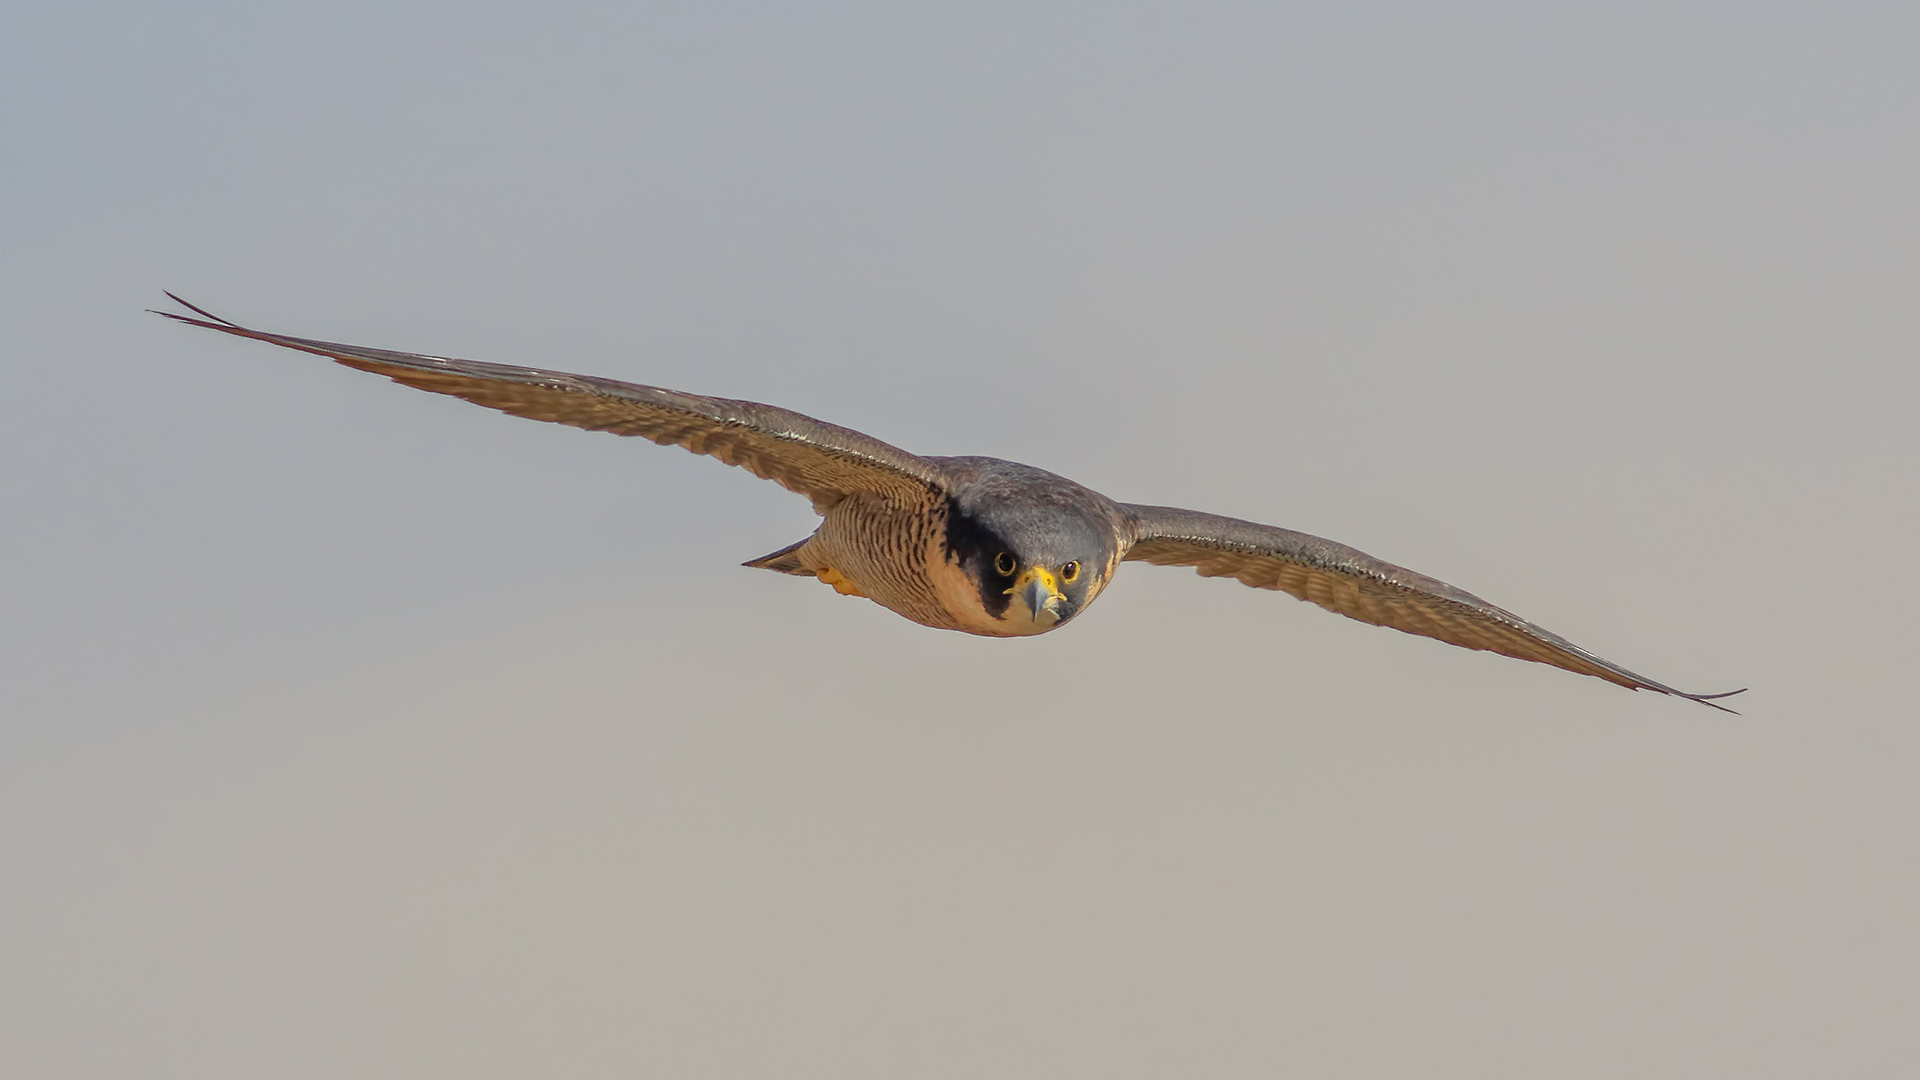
[1677,686,1747,715]
[150,292,244,329]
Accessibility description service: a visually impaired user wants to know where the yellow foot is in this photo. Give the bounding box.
[816,566,866,597]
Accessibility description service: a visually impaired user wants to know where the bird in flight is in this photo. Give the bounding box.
[156,294,1743,711]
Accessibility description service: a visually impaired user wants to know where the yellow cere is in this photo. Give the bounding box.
[1004,565,1064,606]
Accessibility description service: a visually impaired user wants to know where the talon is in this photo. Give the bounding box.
[816,566,866,597]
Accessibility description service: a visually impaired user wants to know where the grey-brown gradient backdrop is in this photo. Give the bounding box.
[4,3,1915,1077]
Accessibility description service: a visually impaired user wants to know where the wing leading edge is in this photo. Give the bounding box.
[153,294,943,515]
[1123,504,1744,711]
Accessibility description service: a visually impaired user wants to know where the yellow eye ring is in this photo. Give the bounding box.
[994,552,1018,577]
[1061,561,1080,582]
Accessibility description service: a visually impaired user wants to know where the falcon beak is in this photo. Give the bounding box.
[1009,566,1066,626]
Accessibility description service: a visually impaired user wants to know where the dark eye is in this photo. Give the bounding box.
[994,552,1018,577]
[1060,561,1080,582]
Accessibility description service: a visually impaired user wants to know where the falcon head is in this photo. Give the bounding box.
[938,459,1124,636]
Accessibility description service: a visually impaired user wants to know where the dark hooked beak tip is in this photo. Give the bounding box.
[1022,579,1064,624]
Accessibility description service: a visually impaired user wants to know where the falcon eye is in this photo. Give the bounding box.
[994,552,1018,577]
[1060,561,1080,582]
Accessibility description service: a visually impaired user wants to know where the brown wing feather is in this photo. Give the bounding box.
[155,295,942,514]
[1122,504,1743,711]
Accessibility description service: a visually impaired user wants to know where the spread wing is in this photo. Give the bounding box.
[155,295,943,514]
[1123,504,1744,711]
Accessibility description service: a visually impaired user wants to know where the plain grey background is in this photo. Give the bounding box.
[4,3,1915,1077]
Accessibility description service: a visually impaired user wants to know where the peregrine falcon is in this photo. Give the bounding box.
[156,295,1744,711]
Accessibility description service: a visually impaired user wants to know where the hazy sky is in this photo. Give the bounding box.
[4,3,1917,1077]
